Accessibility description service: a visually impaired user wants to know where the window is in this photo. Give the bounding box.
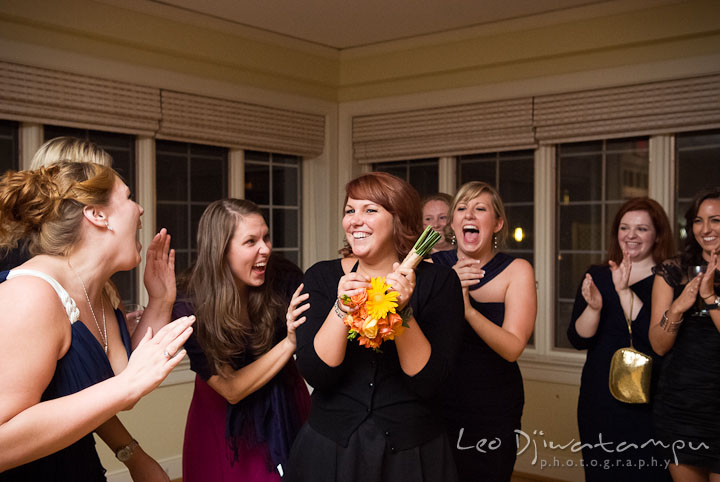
[0,120,19,175]
[458,150,535,264]
[373,158,439,198]
[245,151,302,266]
[155,140,228,276]
[555,137,649,349]
[44,125,138,305]
[675,130,720,244]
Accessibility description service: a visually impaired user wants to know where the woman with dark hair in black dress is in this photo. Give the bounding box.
[650,187,720,481]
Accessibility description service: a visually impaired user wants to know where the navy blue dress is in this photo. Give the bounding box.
[567,265,670,481]
[432,251,524,482]
[0,269,132,482]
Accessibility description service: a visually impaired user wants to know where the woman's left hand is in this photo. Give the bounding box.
[144,229,176,303]
[286,283,310,346]
[699,252,718,302]
[609,250,632,293]
[387,263,416,311]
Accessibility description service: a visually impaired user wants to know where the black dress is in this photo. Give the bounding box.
[567,265,671,481]
[432,250,524,482]
[0,269,132,482]
[287,259,465,482]
[652,257,720,472]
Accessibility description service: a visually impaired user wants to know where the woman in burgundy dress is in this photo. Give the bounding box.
[174,198,310,482]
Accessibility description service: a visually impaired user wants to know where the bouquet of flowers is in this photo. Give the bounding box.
[341,226,442,350]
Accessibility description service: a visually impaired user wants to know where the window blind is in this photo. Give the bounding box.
[353,97,535,164]
[159,90,325,158]
[534,73,720,144]
[0,61,161,136]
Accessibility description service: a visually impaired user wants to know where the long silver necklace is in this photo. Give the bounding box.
[68,260,108,353]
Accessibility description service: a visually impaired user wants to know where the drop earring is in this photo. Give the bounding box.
[493,234,498,250]
[451,232,457,246]
[105,221,114,231]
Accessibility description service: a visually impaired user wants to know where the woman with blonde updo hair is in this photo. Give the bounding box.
[0,162,195,481]
[29,136,112,170]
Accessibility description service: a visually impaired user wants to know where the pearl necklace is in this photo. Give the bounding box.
[68,260,108,353]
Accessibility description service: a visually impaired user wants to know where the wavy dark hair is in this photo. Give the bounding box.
[682,187,720,266]
[188,199,284,376]
[607,197,675,265]
[339,172,422,260]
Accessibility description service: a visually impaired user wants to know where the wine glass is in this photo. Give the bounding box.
[687,266,708,317]
[124,303,145,336]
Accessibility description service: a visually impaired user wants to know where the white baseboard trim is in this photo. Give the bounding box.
[106,454,182,482]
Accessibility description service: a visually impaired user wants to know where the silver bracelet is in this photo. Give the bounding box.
[333,299,346,319]
[660,310,683,333]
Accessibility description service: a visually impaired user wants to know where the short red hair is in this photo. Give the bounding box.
[341,172,422,259]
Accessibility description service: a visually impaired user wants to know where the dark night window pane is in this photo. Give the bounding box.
[246,163,270,205]
[499,158,534,203]
[156,154,188,200]
[408,163,439,199]
[272,165,298,205]
[374,163,406,180]
[559,153,602,203]
[272,209,299,248]
[0,120,19,175]
[191,157,226,202]
[156,204,189,250]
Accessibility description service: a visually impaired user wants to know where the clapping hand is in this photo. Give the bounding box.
[285,284,310,346]
[699,252,719,304]
[609,250,632,293]
[119,315,194,406]
[581,274,602,312]
[143,229,175,304]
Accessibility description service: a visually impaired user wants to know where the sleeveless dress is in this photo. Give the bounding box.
[567,265,670,481]
[431,251,524,482]
[652,257,720,472]
[0,269,132,482]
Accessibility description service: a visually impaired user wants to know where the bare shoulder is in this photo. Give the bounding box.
[0,275,72,345]
[507,257,535,279]
[0,277,71,422]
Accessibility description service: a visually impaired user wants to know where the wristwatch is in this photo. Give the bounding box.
[115,439,139,462]
[705,295,720,311]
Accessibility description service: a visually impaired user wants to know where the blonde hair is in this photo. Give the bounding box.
[0,161,117,257]
[447,181,509,250]
[30,137,113,170]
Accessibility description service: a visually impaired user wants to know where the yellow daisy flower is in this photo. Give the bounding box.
[365,277,399,320]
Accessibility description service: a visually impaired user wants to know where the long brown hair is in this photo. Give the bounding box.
[0,162,116,257]
[188,199,284,376]
[607,197,675,265]
[682,187,720,266]
[340,172,422,259]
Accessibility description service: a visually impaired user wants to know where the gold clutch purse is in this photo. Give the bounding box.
[608,347,652,404]
[607,290,652,404]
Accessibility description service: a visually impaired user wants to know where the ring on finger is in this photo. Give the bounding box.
[163,350,172,358]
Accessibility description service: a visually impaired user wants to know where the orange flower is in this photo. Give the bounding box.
[351,291,368,305]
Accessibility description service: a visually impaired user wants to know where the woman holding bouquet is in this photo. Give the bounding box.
[288,172,465,482]
[173,199,310,482]
[432,181,536,482]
